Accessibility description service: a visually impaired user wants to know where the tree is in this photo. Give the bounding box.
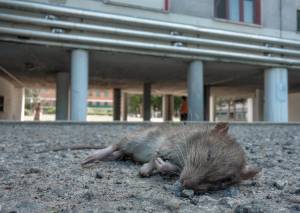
[128,95,142,115]
[151,96,162,111]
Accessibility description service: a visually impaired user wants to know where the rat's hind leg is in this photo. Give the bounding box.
[106,150,124,161]
[81,144,119,166]
[154,157,180,175]
[139,159,156,177]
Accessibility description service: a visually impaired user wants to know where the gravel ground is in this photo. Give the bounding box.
[0,122,299,213]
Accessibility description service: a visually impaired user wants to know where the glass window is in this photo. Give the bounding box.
[215,0,260,25]
[229,0,240,22]
[215,97,247,121]
[244,0,254,23]
[215,0,227,19]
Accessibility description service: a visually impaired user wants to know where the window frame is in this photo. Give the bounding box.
[297,10,300,32]
[214,0,261,25]
[103,0,170,12]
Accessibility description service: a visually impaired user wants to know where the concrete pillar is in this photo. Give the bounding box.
[246,97,254,122]
[187,60,204,121]
[204,85,210,121]
[264,68,288,122]
[253,89,263,121]
[70,49,89,121]
[113,88,121,121]
[19,88,25,121]
[122,92,128,121]
[143,83,151,121]
[163,95,173,121]
[14,87,25,121]
[56,72,70,120]
[209,95,215,122]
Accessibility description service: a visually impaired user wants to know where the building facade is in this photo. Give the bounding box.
[0,0,299,121]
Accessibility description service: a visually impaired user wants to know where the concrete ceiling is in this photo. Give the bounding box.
[0,41,300,94]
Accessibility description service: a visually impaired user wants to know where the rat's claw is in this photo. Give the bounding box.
[139,160,155,177]
[154,157,168,174]
[154,157,179,175]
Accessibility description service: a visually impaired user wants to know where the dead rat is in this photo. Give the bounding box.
[81,123,261,192]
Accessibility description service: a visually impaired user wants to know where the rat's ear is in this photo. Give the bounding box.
[212,122,229,135]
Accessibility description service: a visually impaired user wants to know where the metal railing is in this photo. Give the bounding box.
[0,0,300,67]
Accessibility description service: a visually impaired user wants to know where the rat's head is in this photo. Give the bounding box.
[178,123,230,190]
[179,166,204,190]
[178,131,208,190]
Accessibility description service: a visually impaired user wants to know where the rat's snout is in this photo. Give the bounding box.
[180,177,194,189]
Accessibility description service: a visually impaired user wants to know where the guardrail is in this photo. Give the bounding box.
[0,0,299,67]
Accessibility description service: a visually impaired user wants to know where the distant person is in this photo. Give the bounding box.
[180,96,188,121]
[33,102,41,121]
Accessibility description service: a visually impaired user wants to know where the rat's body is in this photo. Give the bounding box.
[82,123,260,192]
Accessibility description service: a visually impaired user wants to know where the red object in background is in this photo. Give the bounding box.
[239,0,244,22]
[254,0,261,25]
[164,0,169,11]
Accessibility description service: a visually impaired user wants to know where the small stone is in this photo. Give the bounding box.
[181,189,194,198]
[172,181,183,197]
[287,195,300,204]
[25,168,41,174]
[60,153,67,158]
[165,199,181,211]
[251,181,258,187]
[234,201,266,213]
[164,182,182,197]
[190,198,198,205]
[290,205,300,212]
[223,186,240,197]
[273,180,288,190]
[82,192,94,201]
[294,189,300,195]
[219,197,240,209]
[52,188,65,198]
[266,194,272,199]
[198,195,218,204]
[117,206,127,211]
[114,180,122,184]
[95,171,103,179]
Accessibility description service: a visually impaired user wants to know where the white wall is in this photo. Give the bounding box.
[0,77,25,121]
[209,86,256,122]
[289,93,300,122]
[210,88,300,122]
